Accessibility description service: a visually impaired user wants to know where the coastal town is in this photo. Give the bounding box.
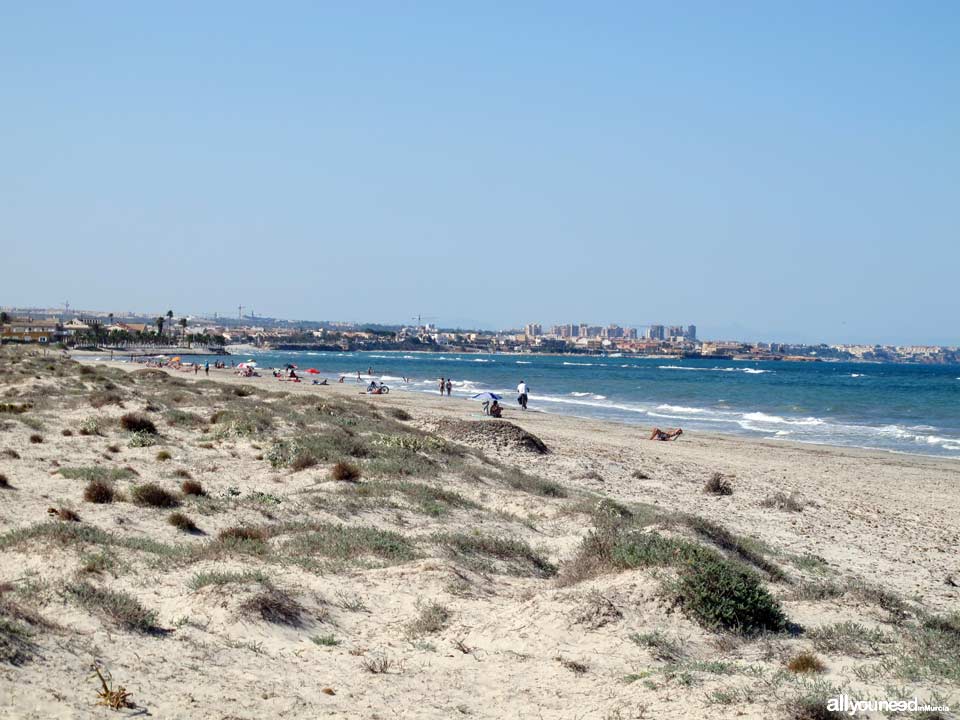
[1,306,957,365]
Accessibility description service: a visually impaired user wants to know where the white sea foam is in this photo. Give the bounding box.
[516,361,532,364]
[657,404,708,414]
[658,365,771,374]
[563,362,595,366]
[741,412,825,426]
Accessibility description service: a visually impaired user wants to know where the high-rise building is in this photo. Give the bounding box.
[603,324,624,339]
[578,323,589,338]
[647,324,665,340]
[686,325,697,340]
[667,325,684,340]
[524,323,542,337]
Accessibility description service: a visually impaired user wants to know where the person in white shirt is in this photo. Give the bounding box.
[517,380,529,410]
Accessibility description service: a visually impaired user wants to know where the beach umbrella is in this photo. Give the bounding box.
[171,356,180,362]
[471,392,502,401]
[307,368,320,374]
[285,363,297,370]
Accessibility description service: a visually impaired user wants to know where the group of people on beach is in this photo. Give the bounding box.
[438,377,453,396]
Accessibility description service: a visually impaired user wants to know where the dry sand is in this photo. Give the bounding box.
[0,350,957,719]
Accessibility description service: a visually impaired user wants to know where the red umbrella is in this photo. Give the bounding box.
[307,368,320,374]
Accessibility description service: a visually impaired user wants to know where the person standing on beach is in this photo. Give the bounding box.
[439,377,445,395]
[445,378,452,396]
[205,362,209,376]
[517,380,529,410]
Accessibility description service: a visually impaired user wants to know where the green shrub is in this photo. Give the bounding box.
[673,555,787,635]
[128,430,158,447]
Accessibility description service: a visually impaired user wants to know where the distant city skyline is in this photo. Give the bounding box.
[3,4,957,345]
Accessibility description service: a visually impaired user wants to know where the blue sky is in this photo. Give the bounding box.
[2,2,957,343]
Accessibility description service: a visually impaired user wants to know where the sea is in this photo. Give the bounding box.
[134,350,960,459]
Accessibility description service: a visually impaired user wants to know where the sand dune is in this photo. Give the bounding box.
[0,348,957,719]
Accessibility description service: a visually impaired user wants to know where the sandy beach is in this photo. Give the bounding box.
[0,349,957,719]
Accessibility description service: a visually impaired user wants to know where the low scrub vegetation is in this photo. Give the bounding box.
[761,491,806,512]
[331,461,361,482]
[59,467,136,483]
[119,413,157,435]
[83,480,115,504]
[407,601,451,636]
[786,651,826,673]
[167,512,199,533]
[181,479,204,496]
[131,483,180,509]
[64,581,160,634]
[704,472,733,496]
[240,588,305,627]
[435,532,556,578]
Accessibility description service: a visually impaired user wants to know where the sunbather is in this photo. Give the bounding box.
[650,427,683,441]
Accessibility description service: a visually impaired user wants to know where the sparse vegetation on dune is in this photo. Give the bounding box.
[63,581,160,634]
[0,346,955,717]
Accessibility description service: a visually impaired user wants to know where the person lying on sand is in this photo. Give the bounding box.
[650,427,683,441]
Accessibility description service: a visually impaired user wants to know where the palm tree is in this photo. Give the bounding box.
[179,317,188,346]
[166,310,173,321]
[156,317,165,340]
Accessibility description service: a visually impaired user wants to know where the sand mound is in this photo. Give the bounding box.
[435,419,549,454]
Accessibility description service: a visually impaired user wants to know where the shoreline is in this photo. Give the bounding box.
[80,356,960,466]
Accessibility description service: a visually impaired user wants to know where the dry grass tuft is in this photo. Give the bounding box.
[91,663,134,710]
[167,512,199,533]
[361,654,399,674]
[61,429,73,437]
[155,450,172,462]
[786,651,826,674]
[29,434,43,444]
[331,461,361,482]
[0,474,9,489]
[555,656,588,674]
[218,526,267,542]
[171,468,192,479]
[83,480,115,504]
[48,507,80,522]
[761,492,806,512]
[90,391,124,409]
[240,588,305,626]
[407,601,451,636]
[389,408,412,421]
[181,479,205,496]
[1,449,19,460]
[704,472,733,496]
[130,483,180,508]
[291,453,318,472]
[119,413,157,435]
[65,581,159,633]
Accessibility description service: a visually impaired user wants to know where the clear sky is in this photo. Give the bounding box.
[2,2,957,344]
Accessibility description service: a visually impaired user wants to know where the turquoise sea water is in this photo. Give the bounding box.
[162,350,960,459]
